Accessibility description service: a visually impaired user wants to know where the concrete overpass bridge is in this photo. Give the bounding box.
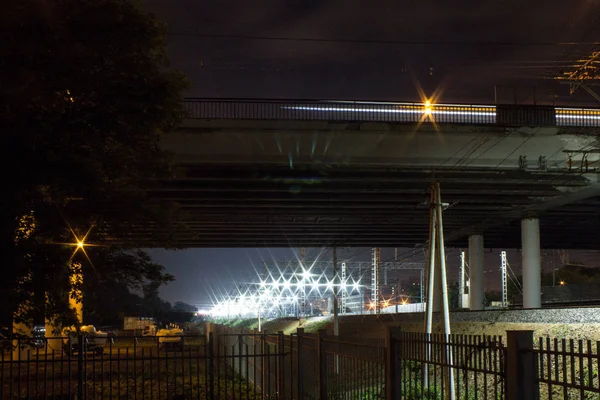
[155,99,600,251]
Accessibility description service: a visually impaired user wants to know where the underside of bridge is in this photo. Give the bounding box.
[145,104,600,249]
[152,164,600,248]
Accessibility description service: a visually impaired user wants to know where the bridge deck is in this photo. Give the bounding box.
[142,99,600,248]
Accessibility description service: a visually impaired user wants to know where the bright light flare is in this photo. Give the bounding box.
[424,99,433,116]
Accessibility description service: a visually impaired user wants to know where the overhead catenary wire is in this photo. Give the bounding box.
[168,32,600,48]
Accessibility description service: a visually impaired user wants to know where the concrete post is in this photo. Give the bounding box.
[506,330,539,400]
[468,235,485,310]
[522,218,542,309]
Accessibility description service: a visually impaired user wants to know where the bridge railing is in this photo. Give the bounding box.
[182,98,600,128]
[182,99,496,125]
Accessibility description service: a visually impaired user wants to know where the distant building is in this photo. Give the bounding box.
[123,316,155,331]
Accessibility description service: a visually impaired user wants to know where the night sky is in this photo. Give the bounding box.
[140,0,600,306]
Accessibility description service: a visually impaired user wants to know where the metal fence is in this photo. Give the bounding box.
[1,335,211,399]
[392,331,506,400]
[215,331,292,399]
[534,337,600,399]
[321,335,385,399]
[182,98,600,128]
[4,329,600,399]
[0,332,289,400]
[213,326,386,400]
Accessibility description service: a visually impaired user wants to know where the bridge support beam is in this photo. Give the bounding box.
[468,235,485,311]
[522,218,542,309]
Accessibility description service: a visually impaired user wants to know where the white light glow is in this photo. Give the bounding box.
[282,105,495,117]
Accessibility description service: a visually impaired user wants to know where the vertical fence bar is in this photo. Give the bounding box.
[317,330,327,400]
[266,337,272,398]
[297,328,304,400]
[277,331,284,399]
[238,335,243,400]
[246,342,250,400]
[561,338,567,399]
[77,334,85,400]
[253,334,257,399]
[261,333,266,400]
[208,333,215,400]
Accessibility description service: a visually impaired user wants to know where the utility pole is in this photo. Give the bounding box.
[341,262,347,314]
[501,251,508,308]
[459,251,465,308]
[395,279,400,313]
[332,247,339,337]
[372,248,381,314]
[424,182,455,399]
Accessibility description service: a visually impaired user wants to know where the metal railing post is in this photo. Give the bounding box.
[77,333,85,400]
[506,330,539,400]
[208,332,215,400]
[385,327,401,400]
[317,329,327,400]
[296,328,304,400]
[261,331,267,400]
[277,331,284,399]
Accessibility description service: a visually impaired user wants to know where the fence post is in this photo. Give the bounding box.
[261,330,267,400]
[386,327,401,400]
[277,331,284,398]
[77,333,85,400]
[297,328,304,400]
[317,329,328,400]
[506,330,539,400]
[208,332,215,400]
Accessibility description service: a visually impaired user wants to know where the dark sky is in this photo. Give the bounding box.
[140,0,600,305]
[144,0,600,104]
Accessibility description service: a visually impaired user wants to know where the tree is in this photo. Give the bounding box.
[173,302,198,313]
[0,0,188,329]
[82,249,174,327]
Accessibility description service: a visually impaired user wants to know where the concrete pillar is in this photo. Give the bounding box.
[468,234,485,310]
[522,217,541,309]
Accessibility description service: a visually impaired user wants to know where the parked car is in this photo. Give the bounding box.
[156,327,184,350]
[62,326,108,357]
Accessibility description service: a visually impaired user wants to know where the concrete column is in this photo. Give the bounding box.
[468,234,485,311]
[522,217,541,309]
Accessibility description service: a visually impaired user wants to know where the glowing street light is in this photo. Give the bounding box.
[424,99,433,116]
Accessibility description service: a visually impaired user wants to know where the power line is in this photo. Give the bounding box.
[168,32,600,48]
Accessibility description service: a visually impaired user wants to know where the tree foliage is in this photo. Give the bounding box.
[0,0,188,328]
[173,301,198,313]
